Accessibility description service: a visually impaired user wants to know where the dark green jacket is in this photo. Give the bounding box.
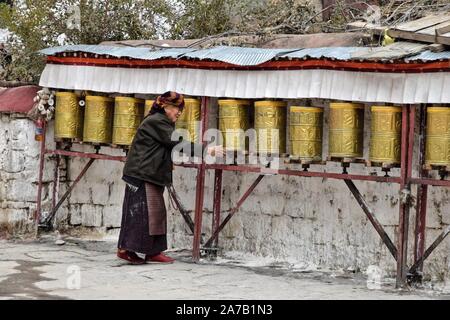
[123,112,201,186]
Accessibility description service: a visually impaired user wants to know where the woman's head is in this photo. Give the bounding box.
[149,91,185,123]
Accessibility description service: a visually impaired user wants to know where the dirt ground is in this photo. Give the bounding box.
[0,236,449,300]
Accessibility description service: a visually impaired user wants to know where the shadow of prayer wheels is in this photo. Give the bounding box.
[176,98,201,143]
[83,96,114,144]
[218,99,250,151]
[328,102,364,160]
[289,106,323,162]
[144,99,154,117]
[55,92,84,141]
[369,106,402,166]
[112,97,144,146]
[425,106,450,168]
[254,100,287,154]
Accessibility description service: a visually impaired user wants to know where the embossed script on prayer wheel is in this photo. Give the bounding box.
[329,102,364,158]
[83,96,114,144]
[369,106,402,164]
[254,101,287,154]
[176,98,201,143]
[425,106,450,167]
[112,97,144,146]
[289,106,323,161]
[144,99,154,117]
[55,92,83,140]
[218,99,250,151]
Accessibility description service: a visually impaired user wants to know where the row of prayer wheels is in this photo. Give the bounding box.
[54,92,450,167]
[54,92,201,146]
[218,99,404,164]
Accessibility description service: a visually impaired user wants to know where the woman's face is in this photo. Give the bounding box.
[164,105,182,123]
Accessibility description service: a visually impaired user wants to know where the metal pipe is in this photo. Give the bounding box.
[167,185,196,234]
[35,120,47,227]
[41,158,95,227]
[396,104,413,288]
[413,104,428,276]
[344,179,398,259]
[204,175,264,248]
[46,149,126,162]
[409,225,450,275]
[192,96,209,261]
[52,153,61,211]
[204,164,401,183]
[212,169,223,248]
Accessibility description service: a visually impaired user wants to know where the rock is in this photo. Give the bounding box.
[55,239,65,246]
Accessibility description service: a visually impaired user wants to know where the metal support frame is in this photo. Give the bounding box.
[413,104,428,276]
[34,97,450,289]
[192,97,209,261]
[344,179,398,260]
[167,185,196,235]
[396,104,415,286]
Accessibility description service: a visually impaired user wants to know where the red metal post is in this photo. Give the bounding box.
[35,120,47,227]
[212,169,223,249]
[413,104,428,277]
[396,104,414,287]
[192,96,209,261]
[52,151,61,211]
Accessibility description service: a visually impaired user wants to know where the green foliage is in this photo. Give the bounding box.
[0,0,173,82]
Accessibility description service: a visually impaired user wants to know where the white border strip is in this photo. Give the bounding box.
[39,64,450,104]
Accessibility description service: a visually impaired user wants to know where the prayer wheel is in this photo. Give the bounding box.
[83,96,114,144]
[254,100,287,154]
[176,98,201,143]
[369,106,402,164]
[112,97,144,146]
[329,102,364,158]
[144,99,154,117]
[218,99,250,151]
[289,106,323,161]
[425,106,450,166]
[55,92,83,140]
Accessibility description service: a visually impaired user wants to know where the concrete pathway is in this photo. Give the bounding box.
[0,237,448,300]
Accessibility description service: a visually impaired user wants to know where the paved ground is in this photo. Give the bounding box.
[0,237,449,300]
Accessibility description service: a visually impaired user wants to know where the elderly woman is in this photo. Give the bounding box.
[117,91,220,265]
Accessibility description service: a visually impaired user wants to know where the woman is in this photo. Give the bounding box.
[117,91,220,265]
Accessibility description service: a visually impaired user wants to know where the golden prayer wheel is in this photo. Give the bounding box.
[176,98,201,143]
[218,99,250,151]
[425,106,450,166]
[112,97,144,146]
[289,106,323,161]
[83,96,114,144]
[329,102,364,158]
[254,100,287,154]
[144,99,154,117]
[369,106,402,164]
[55,92,84,139]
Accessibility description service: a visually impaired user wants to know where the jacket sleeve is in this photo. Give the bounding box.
[143,116,204,157]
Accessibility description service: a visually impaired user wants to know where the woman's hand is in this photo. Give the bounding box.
[207,145,225,157]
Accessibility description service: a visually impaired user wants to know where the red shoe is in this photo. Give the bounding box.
[117,249,145,265]
[145,252,175,264]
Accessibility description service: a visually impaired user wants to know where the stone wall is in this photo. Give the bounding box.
[1,103,449,281]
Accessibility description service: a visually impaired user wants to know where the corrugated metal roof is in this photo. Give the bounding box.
[40,44,450,64]
[39,45,195,60]
[406,50,450,61]
[280,47,360,60]
[181,46,299,66]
